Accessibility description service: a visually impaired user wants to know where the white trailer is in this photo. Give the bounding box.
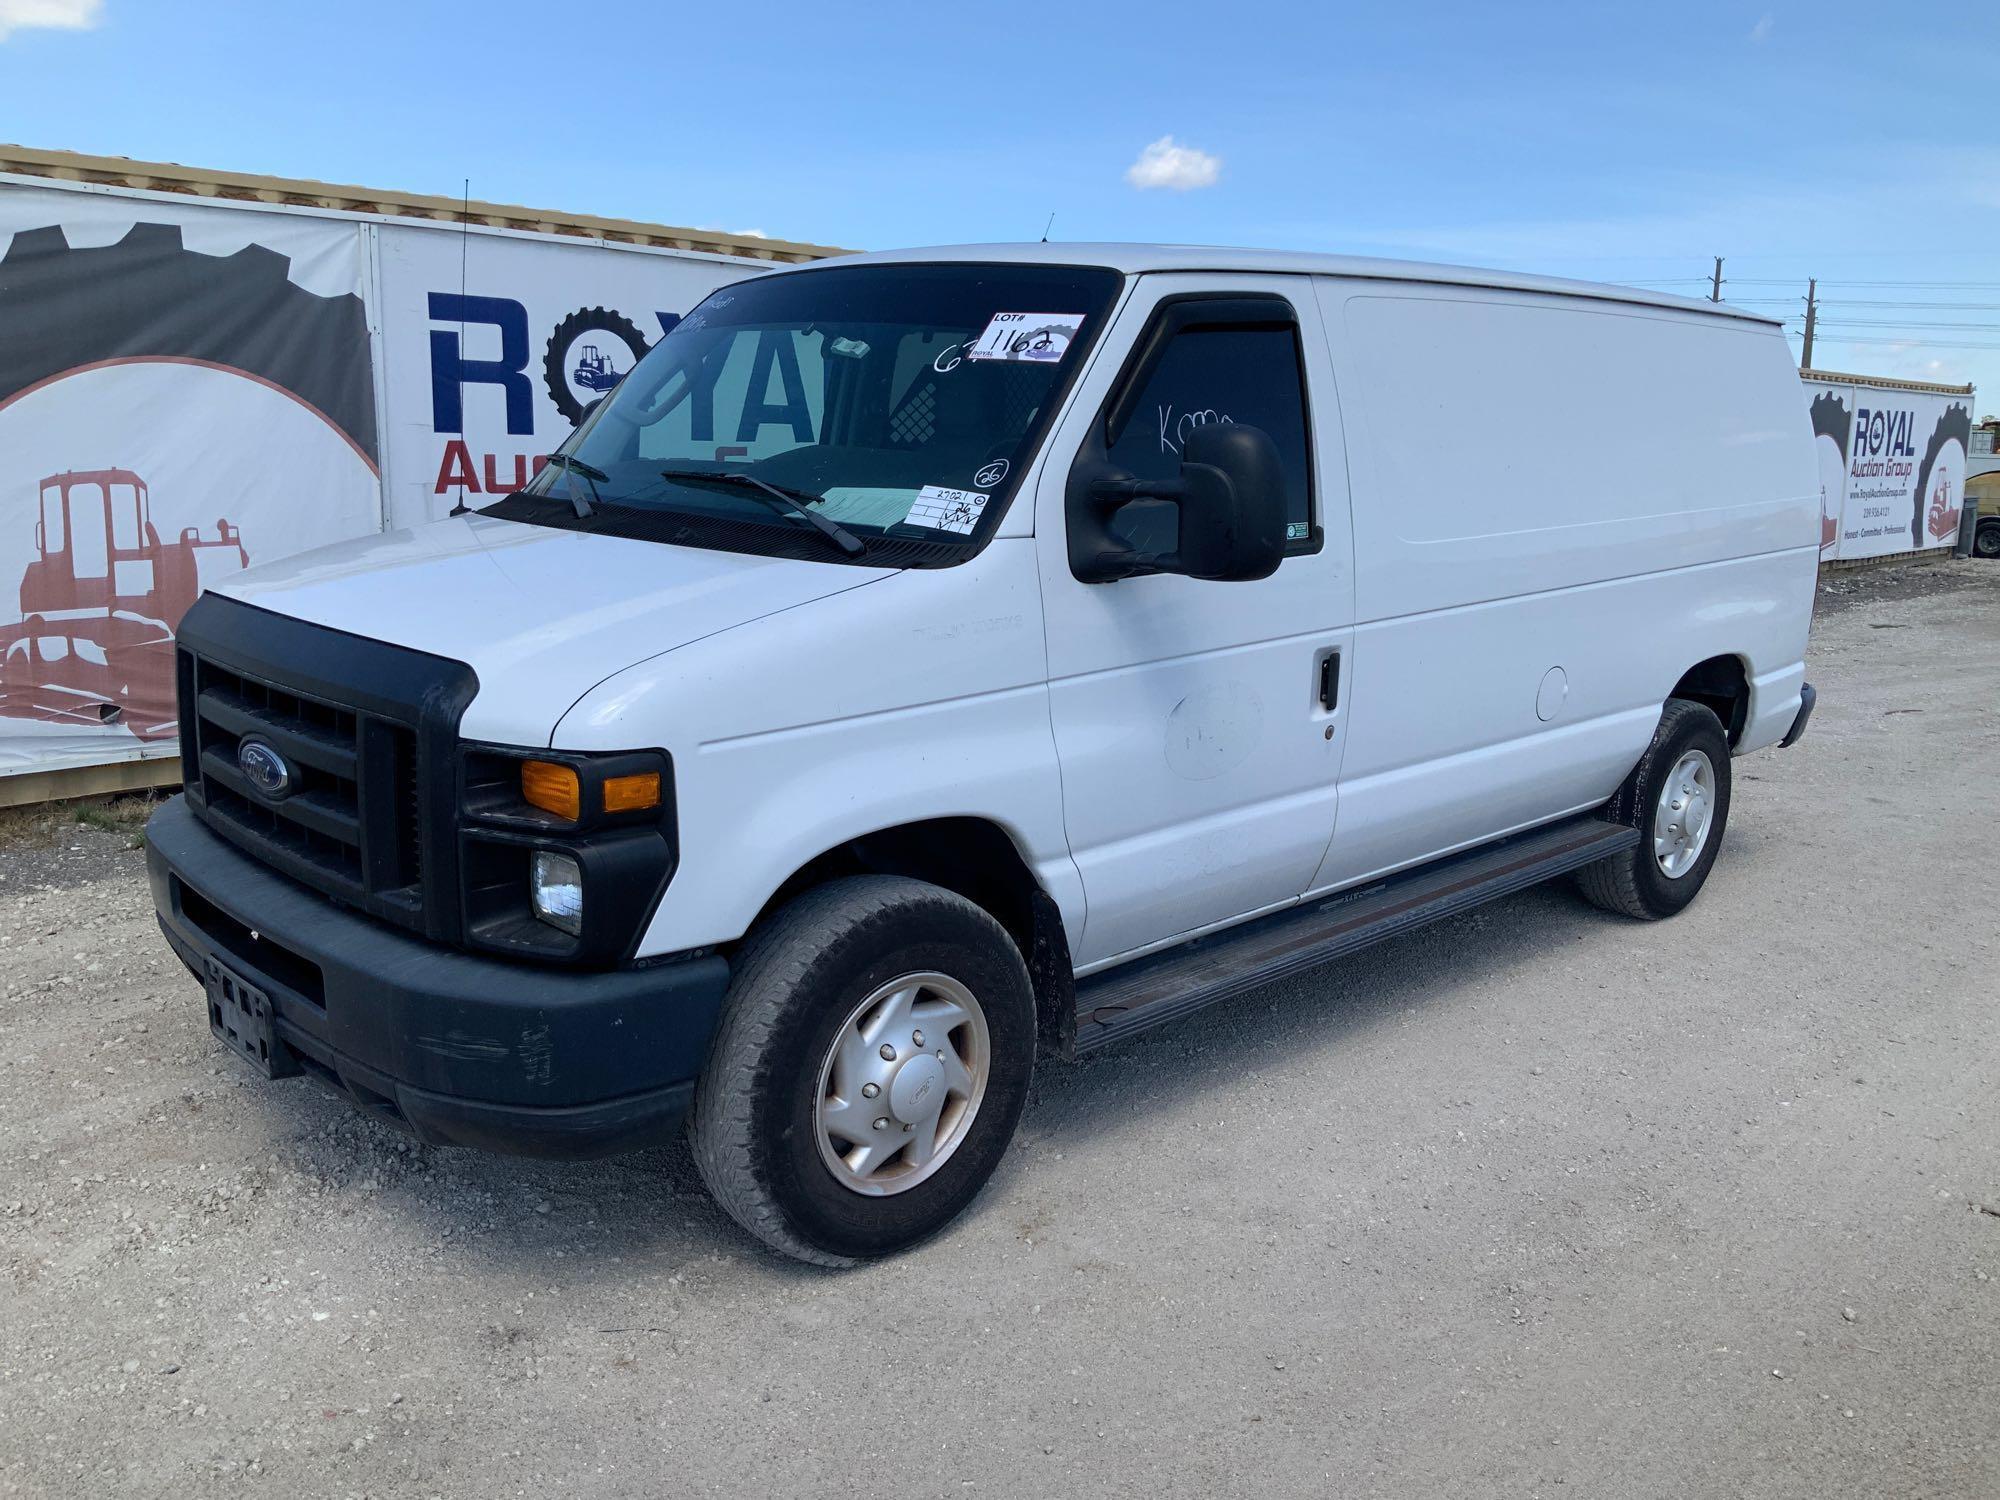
[1801,367,1976,564]
[0,145,837,794]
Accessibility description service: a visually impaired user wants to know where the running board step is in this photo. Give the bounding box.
[1071,815,1638,1056]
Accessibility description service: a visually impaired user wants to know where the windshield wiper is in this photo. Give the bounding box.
[543,452,608,517]
[657,467,866,558]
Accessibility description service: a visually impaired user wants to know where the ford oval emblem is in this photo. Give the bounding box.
[237,738,292,799]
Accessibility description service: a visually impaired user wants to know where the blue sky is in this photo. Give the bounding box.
[3,0,1996,404]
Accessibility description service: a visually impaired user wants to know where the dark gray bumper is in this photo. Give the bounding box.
[1780,682,1816,748]
[146,796,729,1158]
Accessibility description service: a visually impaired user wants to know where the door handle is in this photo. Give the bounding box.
[1317,650,1340,711]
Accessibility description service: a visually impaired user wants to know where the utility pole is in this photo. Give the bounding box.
[1710,256,1724,302]
[1801,278,1818,369]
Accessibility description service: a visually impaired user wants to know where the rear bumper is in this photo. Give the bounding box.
[1779,681,1816,748]
[145,796,730,1158]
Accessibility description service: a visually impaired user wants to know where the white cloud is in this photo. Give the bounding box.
[1748,13,1774,42]
[0,0,103,41]
[1125,136,1221,193]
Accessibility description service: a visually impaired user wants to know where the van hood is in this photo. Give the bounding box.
[212,513,891,744]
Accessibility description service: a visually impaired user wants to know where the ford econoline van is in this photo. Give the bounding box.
[147,245,1819,1263]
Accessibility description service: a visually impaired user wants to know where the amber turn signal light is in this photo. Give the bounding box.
[521,760,582,821]
[603,771,661,814]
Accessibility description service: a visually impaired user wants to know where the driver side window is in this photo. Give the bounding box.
[1103,319,1315,555]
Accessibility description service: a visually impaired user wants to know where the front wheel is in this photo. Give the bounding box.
[1975,520,2000,560]
[1577,698,1733,920]
[689,876,1036,1265]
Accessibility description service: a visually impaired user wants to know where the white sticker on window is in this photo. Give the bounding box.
[965,311,1086,365]
[905,484,989,535]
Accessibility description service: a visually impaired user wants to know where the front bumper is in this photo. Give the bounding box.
[146,796,730,1158]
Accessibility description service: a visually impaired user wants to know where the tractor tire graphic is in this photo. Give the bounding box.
[1808,391,1851,458]
[1809,390,1852,553]
[543,307,650,425]
[0,221,377,459]
[1909,403,1972,549]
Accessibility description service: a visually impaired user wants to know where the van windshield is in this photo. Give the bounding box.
[483,262,1122,567]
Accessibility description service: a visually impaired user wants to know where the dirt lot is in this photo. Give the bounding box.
[3,561,1996,1499]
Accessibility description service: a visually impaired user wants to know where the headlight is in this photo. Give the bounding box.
[530,850,585,935]
[459,744,677,965]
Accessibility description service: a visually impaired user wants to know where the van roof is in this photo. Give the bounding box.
[798,242,1783,326]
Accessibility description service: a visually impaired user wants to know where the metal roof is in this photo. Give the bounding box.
[0,143,845,264]
[792,242,1783,325]
[1799,366,1975,397]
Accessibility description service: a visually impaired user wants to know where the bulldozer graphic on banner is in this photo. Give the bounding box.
[0,469,248,741]
[571,342,625,393]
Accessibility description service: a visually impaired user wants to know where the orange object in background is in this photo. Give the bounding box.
[0,469,248,740]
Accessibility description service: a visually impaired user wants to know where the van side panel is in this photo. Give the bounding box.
[1308,279,1816,896]
[553,538,1083,959]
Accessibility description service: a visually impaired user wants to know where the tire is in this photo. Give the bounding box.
[689,876,1036,1265]
[1975,521,2000,561]
[542,306,650,425]
[1576,698,1733,920]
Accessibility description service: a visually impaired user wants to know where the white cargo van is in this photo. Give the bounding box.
[146,245,1819,1263]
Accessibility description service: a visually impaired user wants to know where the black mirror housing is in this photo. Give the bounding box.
[1067,422,1288,583]
[1175,424,1287,581]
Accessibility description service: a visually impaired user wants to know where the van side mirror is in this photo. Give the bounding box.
[1069,423,1288,583]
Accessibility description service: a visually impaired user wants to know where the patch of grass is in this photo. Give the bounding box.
[0,804,64,848]
[0,792,165,850]
[72,794,161,830]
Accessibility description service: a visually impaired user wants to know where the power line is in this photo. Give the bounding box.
[1722,297,2000,311]
[1805,334,2000,351]
[1810,300,2000,311]
[1743,279,2000,290]
[1816,319,2000,330]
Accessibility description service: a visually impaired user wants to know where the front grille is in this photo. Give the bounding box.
[187,659,420,916]
[174,595,477,942]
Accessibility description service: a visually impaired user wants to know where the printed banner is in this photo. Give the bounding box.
[373,224,763,530]
[0,178,784,784]
[0,186,380,776]
[1804,376,1972,561]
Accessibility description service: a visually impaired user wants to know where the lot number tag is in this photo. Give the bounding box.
[966,311,1085,364]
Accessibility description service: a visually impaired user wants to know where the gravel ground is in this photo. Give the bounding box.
[2,561,1996,1499]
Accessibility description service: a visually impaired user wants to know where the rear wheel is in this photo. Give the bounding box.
[1577,698,1733,920]
[689,876,1035,1265]
[1975,520,2000,560]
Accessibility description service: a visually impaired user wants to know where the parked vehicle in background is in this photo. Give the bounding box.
[1970,418,2000,558]
[144,245,1821,1264]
